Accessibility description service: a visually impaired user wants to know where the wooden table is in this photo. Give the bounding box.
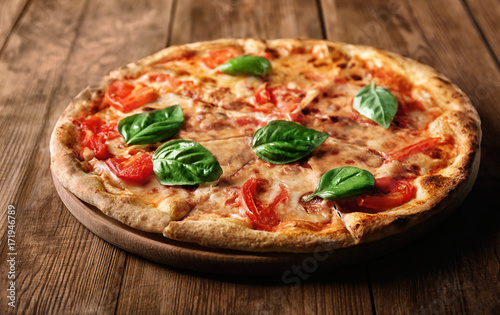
[1,0,499,313]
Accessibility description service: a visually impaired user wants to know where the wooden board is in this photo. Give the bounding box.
[51,147,479,276]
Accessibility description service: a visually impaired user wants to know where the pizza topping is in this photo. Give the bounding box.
[75,115,119,160]
[240,177,288,231]
[254,82,273,107]
[104,80,159,113]
[353,177,416,211]
[105,152,154,184]
[353,81,397,128]
[217,55,272,76]
[305,166,375,201]
[252,120,329,164]
[200,48,239,69]
[384,137,441,163]
[152,140,223,185]
[269,85,306,114]
[118,105,184,145]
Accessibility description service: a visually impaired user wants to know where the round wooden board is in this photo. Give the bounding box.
[52,150,479,275]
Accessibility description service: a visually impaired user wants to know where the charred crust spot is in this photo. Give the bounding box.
[351,74,362,81]
[421,175,449,189]
[434,76,452,88]
[265,48,280,59]
[292,46,306,54]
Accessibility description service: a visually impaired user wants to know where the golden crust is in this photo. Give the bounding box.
[51,38,481,253]
[164,220,356,253]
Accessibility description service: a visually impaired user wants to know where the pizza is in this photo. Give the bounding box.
[50,39,481,253]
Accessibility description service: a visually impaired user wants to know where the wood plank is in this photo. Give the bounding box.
[170,0,324,45]
[320,0,500,313]
[0,0,173,313]
[0,0,28,49]
[0,0,88,257]
[117,256,374,314]
[464,0,500,62]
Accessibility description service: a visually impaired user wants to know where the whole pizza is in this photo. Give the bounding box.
[50,39,481,253]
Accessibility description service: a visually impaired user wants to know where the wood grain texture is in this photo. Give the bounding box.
[170,0,324,45]
[0,0,172,313]
[0,0,28,50]
[464,0,500,62]
[117,256,374,315]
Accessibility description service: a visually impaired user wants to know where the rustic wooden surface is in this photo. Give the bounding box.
[1,0,499,313]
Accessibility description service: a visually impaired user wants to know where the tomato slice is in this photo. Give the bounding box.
[354,177,416,211]
[254,82,272,105]
[75,115,119,160]
[104,81,158,113]
[200,48,238,69]
[106,152,154,184]
[384,138,440,163]
[240,177,288,231]
[269,86,305,113]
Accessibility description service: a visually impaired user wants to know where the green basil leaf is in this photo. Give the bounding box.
[305,167,375,201]
[353,81,397,128]
[217,55,272,76]
[252,120,329,164]
[153,140,222,185]
[118,105,184,145]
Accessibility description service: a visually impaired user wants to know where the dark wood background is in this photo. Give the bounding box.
[1,0,499,314]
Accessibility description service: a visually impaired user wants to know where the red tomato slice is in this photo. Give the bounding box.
[384,138,440,163]
[240,177,288,231]
[106,152,154,184]
[75,115,119,160]
[269,86,305,113]
[200,48,238,69]
[355,177,416,211]
[104,81,159,113]
[254,82,272,105]
[84,133,111,160]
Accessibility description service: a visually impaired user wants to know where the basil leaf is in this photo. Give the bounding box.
[306,167,375,201]
[353,81,397,128]
[153,140,222,185]
[252,120,329,164]
[217,55,272,76]
[118,105,184,145]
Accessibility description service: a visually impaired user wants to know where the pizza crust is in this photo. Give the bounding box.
[164,220,356,253]
[50,38,481,253]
